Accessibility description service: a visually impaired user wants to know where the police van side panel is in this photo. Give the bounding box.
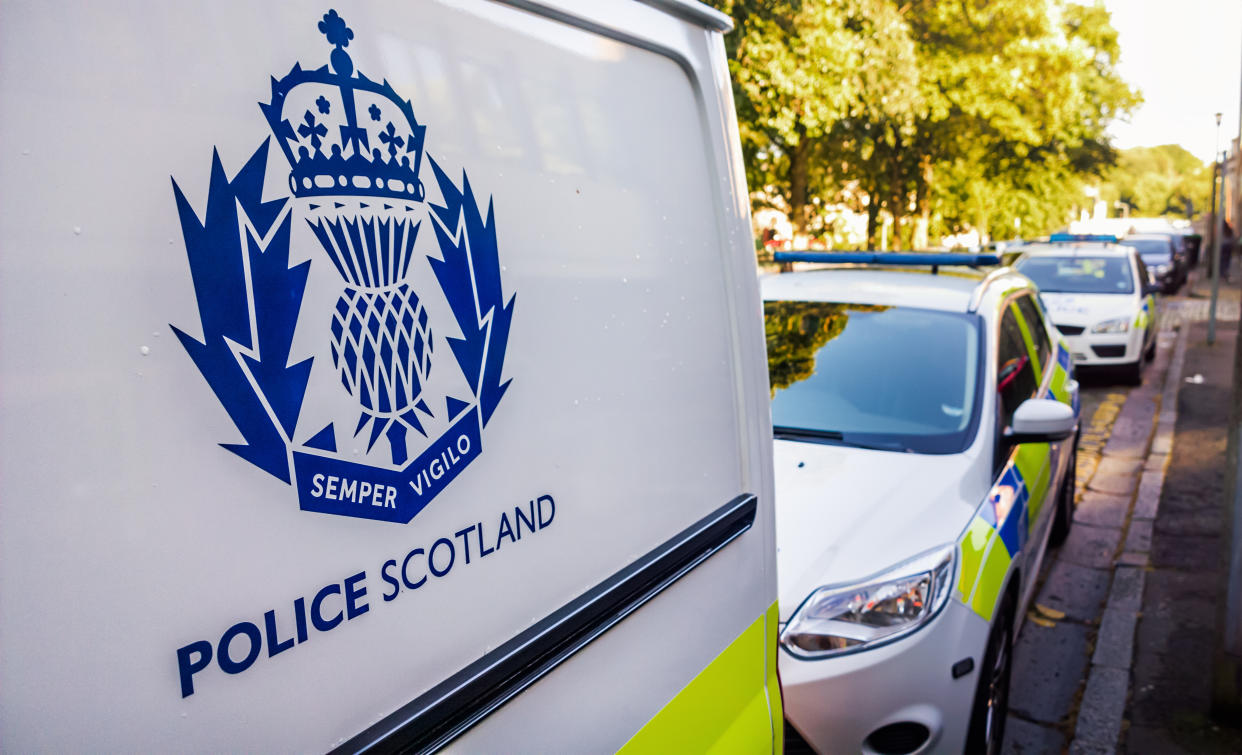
[0,1,778,751]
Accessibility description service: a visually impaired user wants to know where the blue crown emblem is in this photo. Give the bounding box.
[260,9,426,201]
[172,9,515,526]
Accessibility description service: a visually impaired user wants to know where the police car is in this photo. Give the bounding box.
[765,252,1080,754]
[1013,235,1159,384]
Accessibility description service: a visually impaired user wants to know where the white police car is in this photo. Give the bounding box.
[765,252,1080,754]
[1013,235,1159,384]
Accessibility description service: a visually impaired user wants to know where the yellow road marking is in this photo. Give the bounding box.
[1034,603,1066,620]
[1075,392,1127,498]
[1027,613,1056,628]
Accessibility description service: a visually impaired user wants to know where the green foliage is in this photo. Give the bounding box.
[764,301,850,394]
[712,0,919,231]
[710,0,1143,246]
[764,301,890,394]
[1099,145,1213,218]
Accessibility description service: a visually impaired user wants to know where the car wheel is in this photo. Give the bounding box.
[1049,445,1076,547]
[1144,330,1156,362]
[965,593,1015,755]
[1120,357,1142,385]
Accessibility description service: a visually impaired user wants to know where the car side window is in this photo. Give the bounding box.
[1134,255,1152,287]
[997,308,1038,430]
[1014,295,1052,374]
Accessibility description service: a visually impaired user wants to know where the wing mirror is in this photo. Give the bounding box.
[1005,398,1076,444]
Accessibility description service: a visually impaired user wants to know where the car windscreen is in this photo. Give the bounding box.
[765,302,983,454]
[1125,238,1174,264]
[1015,256,1135,294]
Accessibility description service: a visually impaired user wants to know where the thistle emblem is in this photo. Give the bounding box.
[172,9,515,524]
[260,9,433,464]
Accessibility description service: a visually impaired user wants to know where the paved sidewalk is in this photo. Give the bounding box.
[1004,295,1181,754]
[1125,276,1242,753]
[1004,269,1242,754]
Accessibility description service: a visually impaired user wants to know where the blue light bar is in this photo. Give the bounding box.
[1048,233,1120,243]
[773,251,1001,267]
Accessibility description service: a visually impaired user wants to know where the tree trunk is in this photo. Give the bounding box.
[913,156,933,251]
[888,131,905,251]
[866,195,880,250]
[789,134,810,240]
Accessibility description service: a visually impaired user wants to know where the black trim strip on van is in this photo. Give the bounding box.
[335,493,759,754]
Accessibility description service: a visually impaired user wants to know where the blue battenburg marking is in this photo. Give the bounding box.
[979,462,1030,558]
[996,465,1030,556]
[1057,344,1072,372]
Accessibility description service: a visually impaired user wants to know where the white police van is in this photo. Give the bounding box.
[0,3,783,750]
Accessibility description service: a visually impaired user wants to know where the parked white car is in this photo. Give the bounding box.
[1014,238,1159,384]
[766,253,1080,754]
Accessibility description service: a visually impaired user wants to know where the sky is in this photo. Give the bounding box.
[1103,0,1242,164]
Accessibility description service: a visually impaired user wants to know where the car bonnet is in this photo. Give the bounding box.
[773,438,986,623]
[1039,291,1141,327]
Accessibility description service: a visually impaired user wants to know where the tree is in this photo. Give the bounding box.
[1099,145,1212,218]
[891,0,1138,243]
[714,0,1140,248]
[764,301,890,394]
[711,0,920,237]
[765,301,850,394]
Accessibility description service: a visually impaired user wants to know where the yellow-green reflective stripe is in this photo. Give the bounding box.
[971,543,1012,623]
[1016,443,1050,524]
[1050,362,1068,403]
[619,602,779,754]
[766,600,784,753]
[1010,302,1041,375]
[957,517,994,601]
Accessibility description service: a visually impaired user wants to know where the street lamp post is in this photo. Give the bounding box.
[1211,113,1224,346]
[1211,117,1222,270]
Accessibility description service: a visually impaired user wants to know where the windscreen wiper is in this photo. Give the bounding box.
[772,426,844,442]
[772,426,910,452]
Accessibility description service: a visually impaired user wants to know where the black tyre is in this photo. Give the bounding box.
[1049,445,1076,547]
[1120,357,1142,385]
[1144,330,1157,362]
[965,593,1015,755]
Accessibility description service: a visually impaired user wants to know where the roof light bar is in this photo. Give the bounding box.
[1047,233,1120,244]
[773,251,1001,267]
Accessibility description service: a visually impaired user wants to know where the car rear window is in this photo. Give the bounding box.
[1015,256,1135,294]
[765,301,983,454]
[1125,238,1175,265]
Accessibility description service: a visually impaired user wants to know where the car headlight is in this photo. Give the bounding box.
[1091,317,1130,334]
[780,545,955,660]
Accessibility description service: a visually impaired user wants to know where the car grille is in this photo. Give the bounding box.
[1092,345,1127,358]
[1056,324,1085,335]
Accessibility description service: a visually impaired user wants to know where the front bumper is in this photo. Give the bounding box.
[780,599,989,755]
[1055,329,1144,367]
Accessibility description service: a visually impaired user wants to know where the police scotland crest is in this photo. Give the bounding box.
[172,9,515,524]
